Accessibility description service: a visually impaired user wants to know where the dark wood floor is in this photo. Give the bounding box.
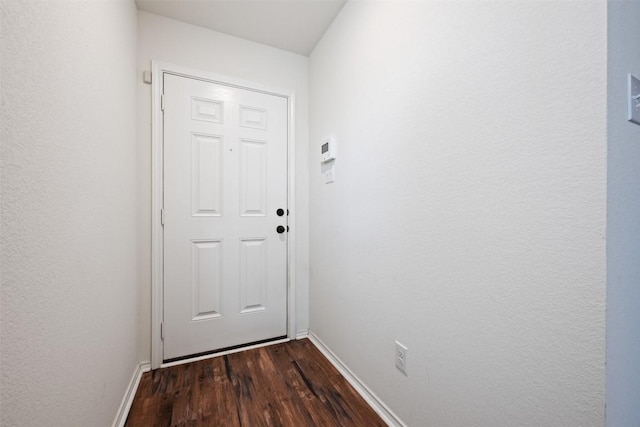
[125,338,386,426]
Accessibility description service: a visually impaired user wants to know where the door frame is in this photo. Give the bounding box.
[150,61,297,369]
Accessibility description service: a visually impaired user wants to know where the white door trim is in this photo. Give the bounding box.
[151,61,297,369]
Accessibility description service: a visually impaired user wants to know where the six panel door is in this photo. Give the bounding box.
[162,73,288,361]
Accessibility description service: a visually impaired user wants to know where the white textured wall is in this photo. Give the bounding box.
[309,2,607,425]
[606,1,640,426]
[0,1,139,425]
[137,11,310,361]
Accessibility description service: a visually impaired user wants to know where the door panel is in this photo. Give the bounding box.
[240,139,267,216]
[239,238,268,313]
[191,240,222,321]
[163,73,288,361]
[191,133,223,216]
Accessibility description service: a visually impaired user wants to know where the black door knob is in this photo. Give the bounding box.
[277,208,285,217]
[276,225,285,234]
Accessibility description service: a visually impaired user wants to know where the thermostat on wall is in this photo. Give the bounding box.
[321,138,336,163]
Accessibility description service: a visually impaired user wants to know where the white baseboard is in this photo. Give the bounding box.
[307,331,406,427]
[112,361,151,427]
[296,330,309,339]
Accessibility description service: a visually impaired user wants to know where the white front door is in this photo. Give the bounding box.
[162,73,288,361]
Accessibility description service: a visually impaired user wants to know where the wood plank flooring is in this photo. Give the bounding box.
[125,338,386,427]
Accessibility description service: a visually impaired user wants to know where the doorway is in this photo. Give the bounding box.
[151,62,297,368]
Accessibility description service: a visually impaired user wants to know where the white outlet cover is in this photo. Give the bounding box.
[395,341,408,375]
[628,73,640,125]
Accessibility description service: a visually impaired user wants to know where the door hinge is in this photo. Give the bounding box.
[160,322,165,340]
[161,94,165,112]
[160,208,165,226]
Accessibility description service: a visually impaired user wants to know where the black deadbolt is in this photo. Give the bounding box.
[277,208,285,217]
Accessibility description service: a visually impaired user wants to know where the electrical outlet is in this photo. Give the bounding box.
[395,341,408,375]
[629,74,640,125]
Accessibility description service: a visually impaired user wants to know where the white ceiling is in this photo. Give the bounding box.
[135,0,347,56]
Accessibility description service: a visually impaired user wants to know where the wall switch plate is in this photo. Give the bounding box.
[324,167,334,184]
[395,341,407,375]
[628,74,640,125]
